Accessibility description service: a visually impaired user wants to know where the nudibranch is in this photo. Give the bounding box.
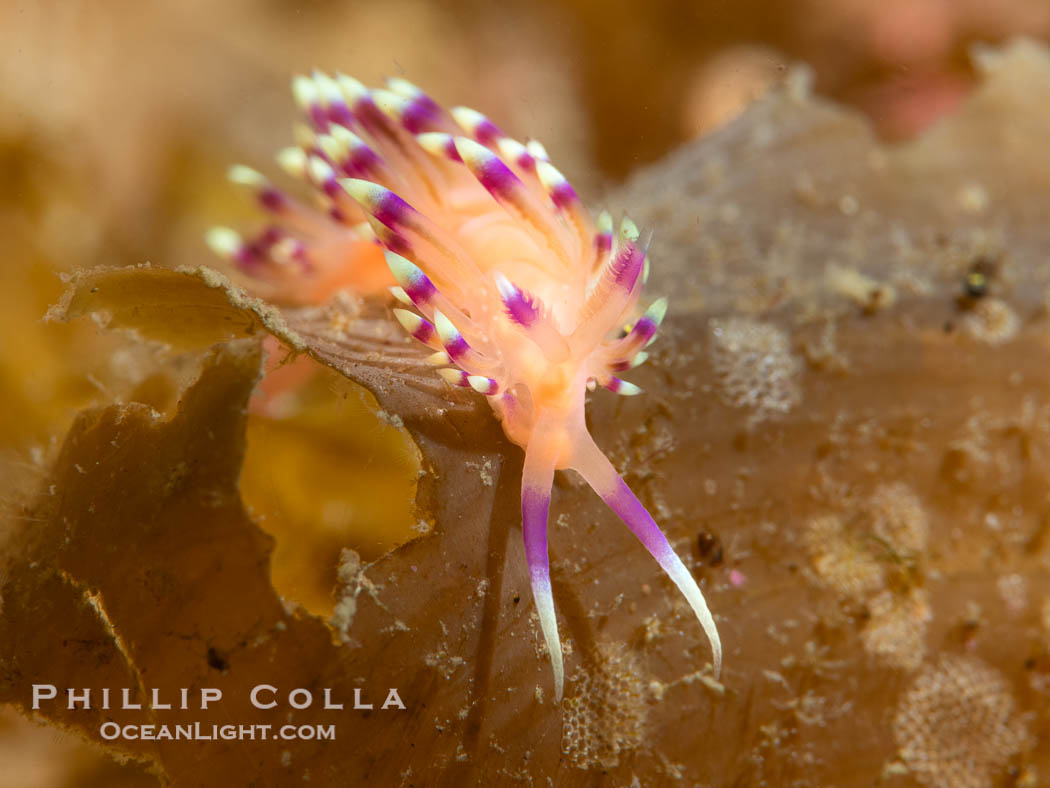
[209,72,721,700]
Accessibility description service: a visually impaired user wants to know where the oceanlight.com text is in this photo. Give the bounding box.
[99,722,336,742]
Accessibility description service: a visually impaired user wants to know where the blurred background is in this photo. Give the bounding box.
[1,0,1049,784]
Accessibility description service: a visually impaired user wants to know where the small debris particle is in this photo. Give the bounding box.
[658,755,686,780]
[718,203,740,223]
[697,674,726,696]
[424,651,466,679]
[956,183,990,214]
[801,316,849,371]
[643,614,662,643]
[330,549,382,643]
[206,647,229,673]
[963,268,989,299]
[996,574,1027,614]
[696,529,724,566]
[881,761,910,779]
[762,670,790,690]
[826,264,897,313]
[375,409,404,428]
[963,298,1019,345]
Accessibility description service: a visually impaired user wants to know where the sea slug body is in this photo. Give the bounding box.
[210,73,721,700]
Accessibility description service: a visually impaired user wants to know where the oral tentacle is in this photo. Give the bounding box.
[521,438,563,702]
[570,431,722,678]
